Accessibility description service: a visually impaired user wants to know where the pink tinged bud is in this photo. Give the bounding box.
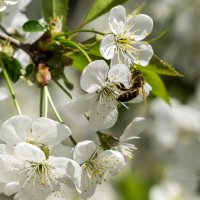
[36,63,51,86]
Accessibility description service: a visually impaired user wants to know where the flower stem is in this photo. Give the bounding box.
[148,29,169,44]
[0,32,30,53]
[40,87,44,117]
[0,60,22,115]
[46,87,77,146]
[46,87,62,122]
[54,29,105,39]
[43,86,48,118]
[59,40,92,63]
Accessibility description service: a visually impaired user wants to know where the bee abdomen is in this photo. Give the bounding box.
[118,89,139,102]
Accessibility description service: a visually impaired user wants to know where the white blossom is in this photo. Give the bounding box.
[66,60,131,131]
[73,140,125,199]
[113,117,146,159]
[100,5,153,67]
[0,0,18,12]
[149,179,200,200]
[0,115,71,148]
[0,142,82,200]
[149,181,184,200]
[149,98,200,148]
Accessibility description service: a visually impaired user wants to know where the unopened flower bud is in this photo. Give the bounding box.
[36,63,51,86]
[49,17,63,35]
[0,41,14,57]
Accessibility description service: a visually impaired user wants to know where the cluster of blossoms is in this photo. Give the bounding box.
[67,5,153,131]
[0,3,154,200]
[0,115,145,199]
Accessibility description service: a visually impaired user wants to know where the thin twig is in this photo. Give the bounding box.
[0,32,30,53]
[46,87,77,146]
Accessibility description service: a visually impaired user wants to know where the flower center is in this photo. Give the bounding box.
[117,36,133,46]
[115,32,141,64]
[113,143,136,160]
[82,154,121,192]
[98,82,119,100]
[17,161,60,192]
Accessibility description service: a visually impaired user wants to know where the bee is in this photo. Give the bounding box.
[117,69,146,102]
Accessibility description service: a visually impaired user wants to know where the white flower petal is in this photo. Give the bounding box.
[109,5,126,35]
[0,144,13,154]
[127,14,153,41]
[17,0,31,10]
[65,93,98,114]
[0,88,9,100]
[15,142,46,163]
[46,183,81,200]
[0,3,6,12]
[81,172,98,200]
[100,34,116,60]
[45,191,67,200]
[65,159,82,193]
[47,157,82,192]
[128,41,153,66]
[32,118,71,146]
[14,49,30,68]
[80,60,109,93]
[5,0,18,5]
[1,12,28,34]
[108,64,131,89]
[111,52,130,67]
[73,140,96,164]
[48,156,70,179]
[120,117,146,142]
[24,32,44,44]
[4,182,20,196]
[51,144,74,158]
[89,97,118,130]
[97,150,125,175]
[0,155,22,183]
[0,115,32,146]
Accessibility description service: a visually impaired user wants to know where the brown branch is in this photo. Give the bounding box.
[0,32,31,53]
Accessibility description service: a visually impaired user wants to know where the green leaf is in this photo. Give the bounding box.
[25,64,34,77]
[83,0,128,25]
[41,0,69,26]
[138,68,171,104]
[3,58,22,82]
[138,54,183,77]
[22,20,46,32]
[68,52,89,71]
